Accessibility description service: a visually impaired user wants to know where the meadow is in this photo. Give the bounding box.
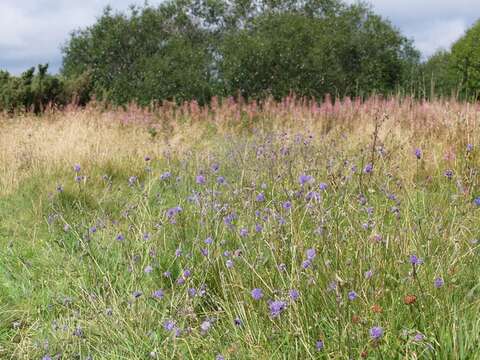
[1,96,480,359]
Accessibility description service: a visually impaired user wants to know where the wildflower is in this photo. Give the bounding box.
[444,169,454,179]
[204,237,213,245]
[226,259,234,269]
[370,326,384,340]
[302,260,311,269]
[269,300,287,317]
[144,265,153,274]
[348,291,358,301]
[363,163,373,174]
[434,277,444,288]
[251,288,263,300]
[278,263,287,271]
[256,193,265,202]
[160,172,171,180]
[283,201,292,210]
[211,163,219,172]
[255,223,263,233]
[153,289,164,299]
[188,288,197,297]
[319,182,328,190]
[414,333,424,342]
[467,143,474,152]
[216,355,225,360]
[364,269,373,279]
[239,228,248,237]
[306,248,316,260]
[163,320,175,332]
[73,326,84,337]
[234,318,242,326]
[196,175,206,184]
[217,176,226,184]
[73,164,81,172]
[410,254,423,265]
[289,289,300,301]
[316,340,324,351]
[474,197,480,206]
[183,269,191,278]
[116,234,125,241]
[299,174,313,185]
[414,148,422,159]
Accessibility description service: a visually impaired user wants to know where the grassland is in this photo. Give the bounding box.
[1,97,480,359]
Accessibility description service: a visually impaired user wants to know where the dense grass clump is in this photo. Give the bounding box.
[1,97,480,359]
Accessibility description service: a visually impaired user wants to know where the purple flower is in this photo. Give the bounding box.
[234,318,242,326]
[302,260,311,269]
[183,269,191,278]
[153,289,164,299]
[144,265,153,274]
[316,340,324,351]
[251,288,263,300]
[163,320,175,332]
[226,259,234,269]
[204,237,213,245]
[283,201,292,210]
[434,277,444,288]
[299,174,313,185]
[239,228,248,237]
[410,254,423,265]
[414,333,424,342]
[444,169,454,179]
[289,289,300,301]
[256,193,265,202]
[196,175,206,184]
[348,290,357,301]
[116,234,125,241]
[474,197,480,206]
[132,290,143,298]
[215,355,225,360]
[42,356,52,360]
[414,148,422,159]
[370,326,384,340]
[363,163,373,174]
[306,248,316,260]
[73,164,81,172]
[188,288,197,297]
[160,171,171,180]
[364,269,373,279]
[255,223,263,233]
[319,182,328,190]
[217,176,226,184]
[211,163,219,172]
[269,300,287,317]
[467,143,474,152]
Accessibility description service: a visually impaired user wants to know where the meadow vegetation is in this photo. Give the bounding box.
[1,96,480,359]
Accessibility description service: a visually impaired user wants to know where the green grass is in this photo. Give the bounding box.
[1,125,480,359]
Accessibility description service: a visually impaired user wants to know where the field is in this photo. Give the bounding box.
[1,97,480,359]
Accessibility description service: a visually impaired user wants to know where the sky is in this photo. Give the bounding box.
[0,0,479,75]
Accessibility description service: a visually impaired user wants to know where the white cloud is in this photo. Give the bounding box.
[1,0,479,74]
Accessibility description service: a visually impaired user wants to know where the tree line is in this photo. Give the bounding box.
[0,0,478,112]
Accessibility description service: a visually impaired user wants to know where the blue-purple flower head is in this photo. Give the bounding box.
[217,176,226,184]
[251,288,263,300]
[256,193,265,202]
[370,326,384,340]
[299,174,313,185]
[196,175,206,184]
[444,169,454,179]
[414,148,422,159]
[319,182,328,191]
[316,340,324,351]
[73,164,81,173]
[283,201,292,210]
[163,320,176,332]
[160,171,171,180]
[467,143,474,152]
[474,197,480,207]
[410,254,423,266]
[348,290,357,301]
[269,300,287,317]
[363,163,373,174]
[306,248,316,260]
[434,277,444,288]
[153,289,164,299]
[289,289,300,301]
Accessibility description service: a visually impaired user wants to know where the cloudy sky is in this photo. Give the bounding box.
[1,0,479,74]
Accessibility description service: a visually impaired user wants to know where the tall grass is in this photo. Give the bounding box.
[0,96,479,359]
